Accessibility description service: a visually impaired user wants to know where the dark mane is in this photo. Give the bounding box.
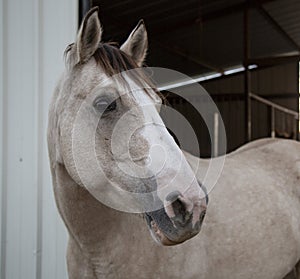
[64,42,139,74]
[94,42,139,76]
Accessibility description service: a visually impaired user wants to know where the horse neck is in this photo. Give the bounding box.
[183,150,210,175]
[51,151,209,253]
[52,163,143,252]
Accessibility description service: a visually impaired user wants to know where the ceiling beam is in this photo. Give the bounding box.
[248,54,300,67]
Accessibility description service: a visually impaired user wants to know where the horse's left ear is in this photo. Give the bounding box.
[76,7,102,63]
[120,20,148,67]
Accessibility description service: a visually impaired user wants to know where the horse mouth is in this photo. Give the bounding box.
[144,210,204,246]
[143,180,208,246]
[144,213,181,246]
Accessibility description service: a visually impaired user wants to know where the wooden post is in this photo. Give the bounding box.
[213,113,219,157]
[271,107,275,138]
[244,4,251,142]
[294,116,299,141]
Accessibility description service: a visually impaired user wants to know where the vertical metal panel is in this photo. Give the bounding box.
[4,0,38,278]
[0,0,5,277]
[0,0,77,278]
[40,0,77,278]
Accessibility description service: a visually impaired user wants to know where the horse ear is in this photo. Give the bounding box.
[76,7,102,63]
[120,20,148,67]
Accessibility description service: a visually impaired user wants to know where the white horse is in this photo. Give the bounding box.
[47,7,300,279]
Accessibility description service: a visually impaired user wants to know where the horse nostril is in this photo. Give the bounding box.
[165,191,192,226]
[172,198,192,225]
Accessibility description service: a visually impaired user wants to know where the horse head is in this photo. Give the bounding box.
[54,7,208,246]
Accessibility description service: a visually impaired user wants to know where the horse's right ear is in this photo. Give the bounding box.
[120,20,148,66]
[75,7,102,64]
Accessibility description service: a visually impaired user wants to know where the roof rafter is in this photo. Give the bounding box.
[254,2,300,52]
[154,40,223,73]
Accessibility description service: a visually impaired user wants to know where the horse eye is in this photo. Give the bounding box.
[94,99,117,113]
[106,101,117,112]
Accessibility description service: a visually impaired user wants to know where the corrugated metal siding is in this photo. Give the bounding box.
[203,63,299,150]
[265,0,300,47]
[95,0,300,76]
[163,63,299,156]
[203,63,299,100]
[0,0,77,278]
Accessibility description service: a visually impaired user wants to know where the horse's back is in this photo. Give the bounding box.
[198,138,300,279]
[230,138,300,196]
[232,138,300,162]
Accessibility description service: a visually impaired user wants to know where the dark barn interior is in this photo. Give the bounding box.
[80,0,300,157]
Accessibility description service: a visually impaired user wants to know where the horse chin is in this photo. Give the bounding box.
[145,213,186,246]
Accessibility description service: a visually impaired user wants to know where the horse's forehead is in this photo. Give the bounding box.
[65,61,154,107]
[119,76,155,104]
[92,75,153,107]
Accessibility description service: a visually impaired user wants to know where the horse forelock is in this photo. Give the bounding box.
[64,42,163,101]
[94,42,138,76]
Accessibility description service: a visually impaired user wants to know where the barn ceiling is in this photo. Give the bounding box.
[83,0,300,77]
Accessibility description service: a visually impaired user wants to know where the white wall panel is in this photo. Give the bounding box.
[0,0,77,278]
[5,1,39,277]
[39,1,77,278]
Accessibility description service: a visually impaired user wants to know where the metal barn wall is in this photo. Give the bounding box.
[0,1,77,278]
[161,91,221,158]
[203,63,299,151]
[162,63,299,156]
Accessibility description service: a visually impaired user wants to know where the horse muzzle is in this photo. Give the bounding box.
[145,185,208,246]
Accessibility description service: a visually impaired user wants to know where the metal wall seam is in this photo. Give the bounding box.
[36,0,43,277]
[0,0,8,278]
